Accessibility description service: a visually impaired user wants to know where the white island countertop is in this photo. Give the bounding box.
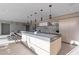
[21,31,60,42]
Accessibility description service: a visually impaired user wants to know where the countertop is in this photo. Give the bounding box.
[21,31,60,42]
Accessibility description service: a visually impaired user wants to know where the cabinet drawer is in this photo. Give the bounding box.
[30,43,49,55]
[30,37,50,52]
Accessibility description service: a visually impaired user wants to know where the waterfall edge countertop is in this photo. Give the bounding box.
[21,31,60,42]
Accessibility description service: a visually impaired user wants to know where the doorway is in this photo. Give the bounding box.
[1,23,10,35]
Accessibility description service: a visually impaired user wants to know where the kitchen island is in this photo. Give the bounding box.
[21,31,61,55]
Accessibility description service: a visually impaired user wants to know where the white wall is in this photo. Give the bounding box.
[59,17,79,43]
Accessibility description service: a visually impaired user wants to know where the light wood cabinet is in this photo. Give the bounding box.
[50,37,61,55]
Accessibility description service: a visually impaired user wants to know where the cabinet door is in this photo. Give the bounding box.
[30,43,49,55]
[22,35,27,42]
[26,36,31,48]
[30,37,50,52]
[21,34,28,46]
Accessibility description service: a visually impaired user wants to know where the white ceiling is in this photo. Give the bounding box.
[0,3,79,23]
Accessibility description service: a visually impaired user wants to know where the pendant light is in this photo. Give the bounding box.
[30,14,32,24]
[40,9,43,21]
[34,12,37,31]
[34,12,37,23]
[27,16,29,25]
[49,5,52,19]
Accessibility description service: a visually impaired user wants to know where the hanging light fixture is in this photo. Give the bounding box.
[30,14,32,24]
[30,20,32,24]
[27,16,29,25]
[34,12,37,23]
[30,14,32,16]
[40,9,43,21]
[49,5,52,19]
[34,12,37,31]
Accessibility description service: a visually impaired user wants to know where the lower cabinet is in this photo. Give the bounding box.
[26,36,50,55]
[30,37,50,52]
[26,36,30,48]
[29,43,50,55]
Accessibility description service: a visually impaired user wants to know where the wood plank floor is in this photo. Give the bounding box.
[0,42,35,55]
[58,42,76,55]
[0,41,76,55]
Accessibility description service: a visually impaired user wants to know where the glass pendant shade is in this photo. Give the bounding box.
[49,14,52,19]
[49,5,52,7]
[40,9,43,21]
[35,12,37,14]
[35,19,36,22]
[34,12,37,21]
[41,17,43,21]
[49,5,52,19]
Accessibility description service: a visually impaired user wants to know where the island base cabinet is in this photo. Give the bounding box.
[26,36,31,48]
[30,43,50,55]
[29,37,50,52]
[22,35,27,42]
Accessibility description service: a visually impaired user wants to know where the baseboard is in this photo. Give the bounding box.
[62,41,77,46]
